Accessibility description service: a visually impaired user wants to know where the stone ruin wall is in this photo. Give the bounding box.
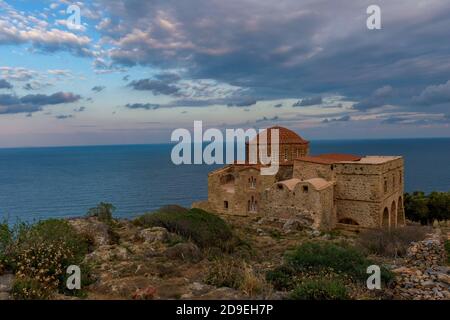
[260,181,335,231]
[206,165,278,216]
[202,157,404,230]
[293,161,334,181]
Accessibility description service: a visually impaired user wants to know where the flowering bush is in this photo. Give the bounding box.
[2,219,91,299]
[14,241,74,295]
[11,277,52,300]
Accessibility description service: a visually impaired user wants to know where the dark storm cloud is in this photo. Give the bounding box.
[412,80,450,106]
[96,0,450,115]
[293,96,322,107]
[256,116,279,123]
[0,79,12,89]
[227,98,257,107]
[381,114,450,125]
[353,86,394,111]
[23,83,33,90]
[92,86,106,93]
[20,92,81,105]
[127,79,180,96]
[55,114,74,120]
[125,103,160,110]
[155,72,181,83]
[0,92,81,115]
[322,115,351,123]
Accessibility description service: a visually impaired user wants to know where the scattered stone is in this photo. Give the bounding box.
[139,227,168,243]
[189,282,213,295]
[282,219,301,232]
[392,232,450,300]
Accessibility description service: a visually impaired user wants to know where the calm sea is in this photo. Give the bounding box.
[0,138,449,222]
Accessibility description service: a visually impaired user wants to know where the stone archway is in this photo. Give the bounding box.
[390,200,397,228]
[397,196,405,226]
[382,207,390,228]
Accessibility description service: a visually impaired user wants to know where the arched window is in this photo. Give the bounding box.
[248,196,258,213]
[249,176,256,189]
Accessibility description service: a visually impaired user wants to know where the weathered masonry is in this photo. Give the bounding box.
[193,126,405,231]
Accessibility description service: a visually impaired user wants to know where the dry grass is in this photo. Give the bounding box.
[358,226,431,258]
[205,257,269,297]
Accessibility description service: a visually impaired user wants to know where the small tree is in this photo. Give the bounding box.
[86,202,116,222]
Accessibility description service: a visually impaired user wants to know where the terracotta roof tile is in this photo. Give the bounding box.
[295,156,335,164]
[296,153,361,164]
[247,126,309,145]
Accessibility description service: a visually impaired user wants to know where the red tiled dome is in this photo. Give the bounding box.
[247,126,309,145]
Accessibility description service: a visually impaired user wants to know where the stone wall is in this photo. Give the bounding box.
[260,179,335,231]
[293,161,333,181]
[205,165,278,216]
[393,233,450,300]
[199,155,405,230]
[333,158,404,228]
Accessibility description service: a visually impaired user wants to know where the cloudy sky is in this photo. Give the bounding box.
[0,0,449,147]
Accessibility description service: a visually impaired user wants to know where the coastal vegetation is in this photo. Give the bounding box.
[357,226,430,258]
[0,219,92,299]
[134,205,237,251]
[0,196,448,300]
[288,279,349,300]
[86,202,116,223]
[404,191,450,224]
[266,242,394,299]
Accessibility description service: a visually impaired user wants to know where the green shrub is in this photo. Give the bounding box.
[358,226,430,258]
[266,266,296,290]
[0,222,12,270]
[284,242,393,284]
[86,202,116,222]
[289,279,349,300]
[3,219,91,299]
[11,277,52,300]
[156,205,189,215]
[25,219,89,261]
[134,207,233,249]
[16,220,90,296]
[405,191,450,224]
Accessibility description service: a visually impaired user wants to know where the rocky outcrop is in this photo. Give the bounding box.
[139,227,168,243]
[392,233,450,300]
[68,217,116,246]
